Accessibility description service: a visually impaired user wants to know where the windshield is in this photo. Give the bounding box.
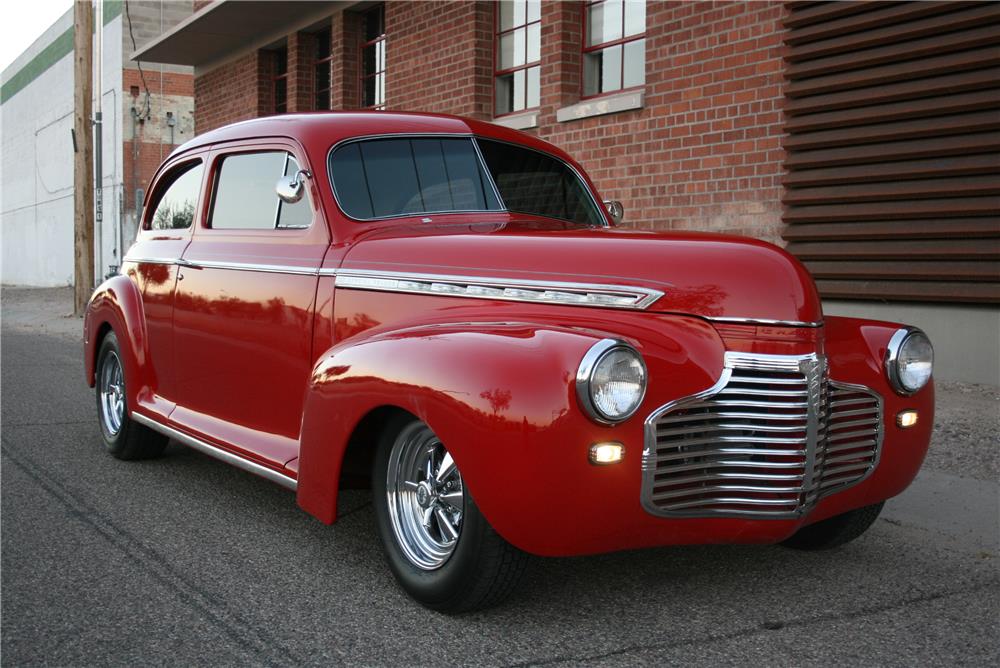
[328,136,605,226]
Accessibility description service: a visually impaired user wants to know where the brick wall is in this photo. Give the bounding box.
[535,1,788,244]
[122,68,194,213]
[188,0,787,244]
[385,1,494,119]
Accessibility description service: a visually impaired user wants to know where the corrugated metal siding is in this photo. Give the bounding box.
[782,1,1000,304]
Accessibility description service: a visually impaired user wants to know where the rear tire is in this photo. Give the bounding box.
[372,414,527,613]
[95,331,168,460]
[782,502,884,550]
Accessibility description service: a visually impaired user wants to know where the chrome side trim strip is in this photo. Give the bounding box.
[123,256,322,276]
[707,316,824,328]
[334,269,665,310]
[184,259,321,275]
[131,413,298,491]
[122,256,178,265]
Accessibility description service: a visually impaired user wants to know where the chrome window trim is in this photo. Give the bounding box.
[707,317,824,328]
[131,413,297,491]
[334,269,664,310]
[641,351,883,520]
[575,339,648,425]
[885,327,932,396]
[325,133,609,227]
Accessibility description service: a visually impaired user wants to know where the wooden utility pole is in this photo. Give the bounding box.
[73,0,95,316]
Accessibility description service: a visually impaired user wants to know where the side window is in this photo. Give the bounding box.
[329,138,500,220]
[210,151,313,230]
[148,161,203,230]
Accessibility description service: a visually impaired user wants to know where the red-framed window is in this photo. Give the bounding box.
[314,28,333,111]
[583,0,645,98]
[272,47,289,113]
[360,4,386,109]
[494,0,540,116]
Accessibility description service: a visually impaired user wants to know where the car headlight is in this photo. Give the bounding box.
[576,339,647,424]
[886,328,933,395]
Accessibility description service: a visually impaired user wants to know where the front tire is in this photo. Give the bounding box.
[95,331,167,460]
[372,415,527,613]
[782,502,885,550]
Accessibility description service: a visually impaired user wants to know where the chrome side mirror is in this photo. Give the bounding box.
[276,169,311,204]
[604,200,624,224]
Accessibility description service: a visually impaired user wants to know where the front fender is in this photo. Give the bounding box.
[84,275,153,407]
[296,314,726,555]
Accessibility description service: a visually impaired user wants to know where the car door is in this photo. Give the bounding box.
[123,154,207,419]
[170,141,329,470]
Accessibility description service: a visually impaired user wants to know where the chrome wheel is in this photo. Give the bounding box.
[386,422,464,570]
[99,351,125,436]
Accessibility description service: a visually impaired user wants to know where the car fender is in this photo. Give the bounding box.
[84,275,154,407]
[296,314,725,555]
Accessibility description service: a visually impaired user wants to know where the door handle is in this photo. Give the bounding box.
[176,258,202,269]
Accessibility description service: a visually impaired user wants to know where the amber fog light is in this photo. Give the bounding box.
[897,410,919,428]
[590,442,624,465]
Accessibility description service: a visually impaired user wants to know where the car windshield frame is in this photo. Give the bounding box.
[326,133,609,227]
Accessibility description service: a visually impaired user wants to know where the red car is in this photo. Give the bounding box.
[84,112,934,612]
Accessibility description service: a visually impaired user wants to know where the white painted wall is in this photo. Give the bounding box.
[1,11,123,287]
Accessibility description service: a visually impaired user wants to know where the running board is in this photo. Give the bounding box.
[132,413,298,491]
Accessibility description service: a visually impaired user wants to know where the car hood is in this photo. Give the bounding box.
[340,220,823,324]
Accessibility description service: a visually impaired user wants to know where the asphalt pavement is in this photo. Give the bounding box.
[2,288,998,666]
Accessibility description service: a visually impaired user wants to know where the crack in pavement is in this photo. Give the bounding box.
[0,442,330,667]
[502,583,999,667]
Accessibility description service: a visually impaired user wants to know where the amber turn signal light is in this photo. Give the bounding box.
[589,442,625,465]
[896,410,919,428]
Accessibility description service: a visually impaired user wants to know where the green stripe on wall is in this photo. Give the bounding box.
[1,1,123,105]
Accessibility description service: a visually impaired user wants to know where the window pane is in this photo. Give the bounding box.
[360,140,423,217]
[513,68,526,111]
[526,65,540,109]
[526,22,540,63]
[376,40,385,72]
[583,45,622,96]
[364,5,384,41]
[315,28,331,59]
[498,0,515,31]
[363,43,378,77]
[477,140,603,227]
[329,143,373,219]
[211,152,285,229]
[499,28,526,69]
[624,0,645,37]
[274,78,287,113]
[329,138,501,219]
[150,162,202,230]
[377,73,385,107]
[363,76,376,107]
[277,156,313,229]
[526,0,540,23]
[588,0,622,47]
[274,48,288,76]
[623,38,645,88]
[495,73,514,115]
[440,139,492,211]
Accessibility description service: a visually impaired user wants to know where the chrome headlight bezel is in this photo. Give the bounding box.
[576,339,648,425]
[885,328,933,396]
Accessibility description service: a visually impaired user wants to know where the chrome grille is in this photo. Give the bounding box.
[641,352,882,519]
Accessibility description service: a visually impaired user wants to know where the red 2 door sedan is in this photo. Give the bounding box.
[85,112,934,612]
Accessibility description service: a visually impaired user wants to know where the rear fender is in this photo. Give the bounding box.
[84,275,153,408]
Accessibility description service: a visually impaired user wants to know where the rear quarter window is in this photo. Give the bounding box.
[147,161,203,230]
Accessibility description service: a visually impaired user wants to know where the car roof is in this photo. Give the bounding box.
[169,111,566,161]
